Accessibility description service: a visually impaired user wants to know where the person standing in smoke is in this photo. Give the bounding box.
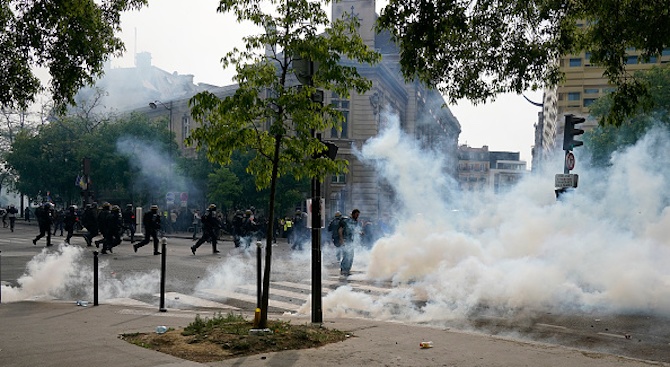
[242,209,259,248]
[133,204,162,255]
[122,204,136,243]
[231,210,244,247]
[7,204,18,232]
[192,209,201,240]
[81,203,98,247]
[191,204,220,255]
[63,205,77,244]
[33,203,53,247]
[328,211,344,263]
[338,209,362,277]
[291,210,306,250]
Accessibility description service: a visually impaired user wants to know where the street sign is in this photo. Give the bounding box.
[565,152,575,170]
[555,173,578,188]
[166,192,175,205]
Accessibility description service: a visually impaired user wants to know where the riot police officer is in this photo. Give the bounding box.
[133,205,162,255]
[191,204,221,255]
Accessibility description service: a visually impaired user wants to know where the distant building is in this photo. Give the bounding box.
[458,145,527,193]
[75,1,462,220]
[536,21,670,166]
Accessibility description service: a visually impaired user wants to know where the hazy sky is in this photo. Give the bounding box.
[115,0,544,165]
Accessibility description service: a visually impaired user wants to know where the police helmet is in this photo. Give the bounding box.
[126,204,133,207]
[102,202,111,209]
[111,205,120,212]
[334,211,342,217]
[150,204,159,210]
[208,204,217,210]
[245,209,252,215]
[9,204,15,208]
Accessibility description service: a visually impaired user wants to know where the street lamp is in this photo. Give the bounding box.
[149,100,174,159]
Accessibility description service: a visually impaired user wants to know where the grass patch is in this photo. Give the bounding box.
[120,312,350,363]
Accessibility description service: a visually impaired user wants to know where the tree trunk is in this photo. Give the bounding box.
[259,134,283,329]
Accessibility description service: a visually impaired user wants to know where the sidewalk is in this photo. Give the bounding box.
[0,301,657,367]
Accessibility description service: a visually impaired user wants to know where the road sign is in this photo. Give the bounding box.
[166,192,175,205]
[565,152,575,170]
[555,173,578,188]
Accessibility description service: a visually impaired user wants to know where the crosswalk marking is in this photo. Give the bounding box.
[321,278,393,295]
[237,284,315,300]
[197,288,301,312]
[104,297,154,308]
[160,292,239,310]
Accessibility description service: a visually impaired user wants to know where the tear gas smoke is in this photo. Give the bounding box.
[1,244,161,303]
[336,115,670,322]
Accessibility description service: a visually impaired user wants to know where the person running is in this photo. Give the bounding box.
[133,205,162,255]
[33,203,54,247]
[63,206,77,244]
[191,204,220,255]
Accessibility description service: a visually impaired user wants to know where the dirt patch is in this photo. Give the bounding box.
[120,313,350,363]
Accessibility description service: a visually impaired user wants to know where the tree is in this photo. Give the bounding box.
[586,66,670,166]
[0,0,147,112]
[188,0,380,327]
[377,0,670,126]
[5,112,172,206]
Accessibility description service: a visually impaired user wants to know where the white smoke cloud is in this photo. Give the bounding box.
[320,115,670,321]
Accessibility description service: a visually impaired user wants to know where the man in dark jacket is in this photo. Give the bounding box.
[33,203,53,247]
[81,203,98,247]
[102,205,122,254]
[191,204,221,255]
[122,204,136,243]
[63,206,78,244]
[7,204,18,232]
[133,205,162,255]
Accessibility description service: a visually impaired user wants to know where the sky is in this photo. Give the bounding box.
[115,0,544,166]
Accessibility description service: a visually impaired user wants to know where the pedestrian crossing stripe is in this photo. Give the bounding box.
[158,292,239,310]
[104,297,154,308]
[321,278,393,295]
[197,288,300,312]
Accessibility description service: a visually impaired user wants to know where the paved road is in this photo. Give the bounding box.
[1,220,669,363]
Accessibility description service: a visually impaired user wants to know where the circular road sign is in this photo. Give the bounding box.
[566,152,576,170]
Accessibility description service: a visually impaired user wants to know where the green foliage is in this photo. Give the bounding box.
[182,312,248,337]
[189,0,380,190]
[0,0,147,112]
[188,0,380,329]
[5,112,172,205]
[585,67,670,166]
[377,0,670,125]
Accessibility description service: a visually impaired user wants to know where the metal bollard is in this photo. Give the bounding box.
[93,251,99,306]
[159,238,167,312]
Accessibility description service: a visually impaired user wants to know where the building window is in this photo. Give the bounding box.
[567,92,581,101]
[626,55,638,64]
[584,88,599,94]
[584,98,597,107]
[182,115,190,140]
[569,58,582,67]
[330,93,349,139]
[647,55,658,63]
[662,48,670,56]
[331,173,346,184]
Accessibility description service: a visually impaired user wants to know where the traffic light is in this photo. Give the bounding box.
[563,114,585,151]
